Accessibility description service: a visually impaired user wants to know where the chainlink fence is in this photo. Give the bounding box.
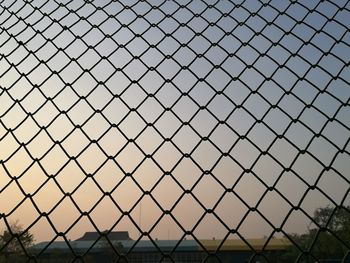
[0,0,350,262]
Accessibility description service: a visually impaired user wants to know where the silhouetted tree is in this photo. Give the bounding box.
[281,206,350,262]
[0,220,34,261]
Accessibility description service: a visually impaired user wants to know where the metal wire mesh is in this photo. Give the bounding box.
[0,0,349,262]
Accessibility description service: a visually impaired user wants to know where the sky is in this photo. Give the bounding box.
[0,0,350,246]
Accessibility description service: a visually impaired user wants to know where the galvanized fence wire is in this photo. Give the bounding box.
[0,0,349,262]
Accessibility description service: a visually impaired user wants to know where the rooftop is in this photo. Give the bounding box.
[75,231,132,242]
[31,232,290,253]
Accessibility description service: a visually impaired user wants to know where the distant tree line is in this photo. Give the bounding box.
[0,220,34,263]
[281,205,350,262]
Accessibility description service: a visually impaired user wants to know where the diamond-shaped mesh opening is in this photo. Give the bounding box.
[0,0,350,262]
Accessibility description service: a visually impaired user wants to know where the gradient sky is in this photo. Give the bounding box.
[0,0,350,245]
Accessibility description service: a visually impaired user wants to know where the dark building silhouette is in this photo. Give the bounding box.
[75,231,132,242]
[30,232,290,262]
